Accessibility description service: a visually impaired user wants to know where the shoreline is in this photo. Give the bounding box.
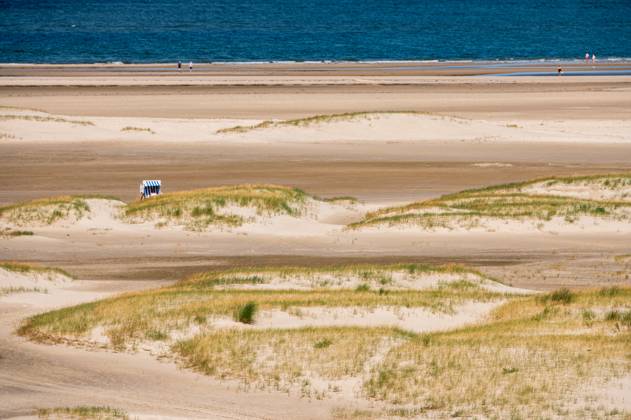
[2,60,631,78]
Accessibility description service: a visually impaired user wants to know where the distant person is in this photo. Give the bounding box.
[189,61,193,72]
[591,54,596,64]
[177,61,182,71]
[585,52,590,63]
[557,66,563,75]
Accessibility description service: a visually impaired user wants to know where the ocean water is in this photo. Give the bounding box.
[1,0,630,63]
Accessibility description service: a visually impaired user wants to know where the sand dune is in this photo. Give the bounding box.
[2,107,631,145]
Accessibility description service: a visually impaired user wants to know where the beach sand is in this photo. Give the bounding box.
[1,63,630,418]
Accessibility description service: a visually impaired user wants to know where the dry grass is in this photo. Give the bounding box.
[0,227,33,238]
[216,111,422,134]
[121,126,154,134]
[123,184,309,230]
[0,114,94,126]
[0,261,74,279]
[17,263,500,349]
[174,326,401,396]
[181,262,488,290]
[37,406,128,419]
[351,174,631,230]
[0,194,118,226]
[0,286,48,296]
[363,287,631,418]
[17,262,631,416]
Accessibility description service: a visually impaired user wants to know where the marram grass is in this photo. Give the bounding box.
[350,173,631,229]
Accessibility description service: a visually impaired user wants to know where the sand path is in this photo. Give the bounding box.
[0,278,338,419]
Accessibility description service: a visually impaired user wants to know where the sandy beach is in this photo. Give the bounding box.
[1,62,630,418]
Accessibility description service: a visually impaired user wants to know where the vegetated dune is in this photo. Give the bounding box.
[0,262,73,297]
[0,185,360,233]
[16,264,631,417]
[3,106,631,145]
[351,174,631,232]
[215,111,422,134]
[0,195,122,228]
[123,184,359,231]
[18,263,519,349]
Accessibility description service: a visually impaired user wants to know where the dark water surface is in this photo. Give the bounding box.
[1,0,630,63]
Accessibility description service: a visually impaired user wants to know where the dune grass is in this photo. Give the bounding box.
[350,174,631,230]
[171,286,631,417]
[0,227,33,238]
[181,262,486,290]
[0,286,48,296]
[0,114,94,126]
[17,260,630,417]
[123,184,309,230]
[0,194,119,226]
[37,406,128,419]
[17,263,500,349]
[216,111,422,134]
[174,326,402,396]
[121,126,154,134]
[362,286,631,418]
[0,261,74,279]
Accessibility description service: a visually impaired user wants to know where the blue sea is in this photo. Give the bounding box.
[1,0,630,63]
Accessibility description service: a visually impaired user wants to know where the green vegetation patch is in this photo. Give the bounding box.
[351,174,631,229]
[123,184,309,230]
[37,406,128,420]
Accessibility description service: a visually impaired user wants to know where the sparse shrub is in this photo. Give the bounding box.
[355,283,370,292]
[191,206,214,217]
[234,302,257,324]
[502,367,519,374]
[546,288,574,304]
[314,338,332,349]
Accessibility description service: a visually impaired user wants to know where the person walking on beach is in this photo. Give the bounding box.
[177,61,181,71]
[591,53,596,64]
[189,61,193,72]
[557,66,563,76]
[585,52,590,63]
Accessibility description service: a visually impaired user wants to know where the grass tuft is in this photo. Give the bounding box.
[234,301,258,324]
[121,126,154,134]
[37,406,128,419]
